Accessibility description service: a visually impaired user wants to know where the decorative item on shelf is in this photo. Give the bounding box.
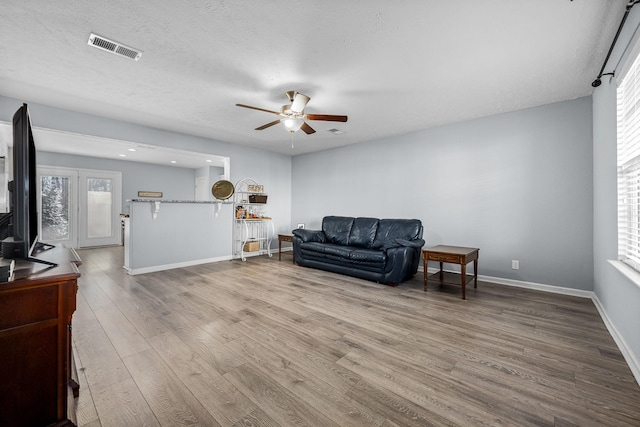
[243,240,260,252]
[211,180,234,200]
[249,194,268,203]
[235,206,245,219]
[247,184,264,193]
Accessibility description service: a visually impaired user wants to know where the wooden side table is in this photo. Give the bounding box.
[278,233,294,262]
[423,245,479,299]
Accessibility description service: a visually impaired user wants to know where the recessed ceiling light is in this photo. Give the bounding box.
[119,154,126,157]
[128,148,136,152]
[170,160,177,164]
[206,159,212,163]
[328,128,344,135]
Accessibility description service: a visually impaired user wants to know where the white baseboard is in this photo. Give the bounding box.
[476,273,594,298]
[591,294,640,386]
[420,266,639,386]
[123,255,232,275]
[421,266,593,298]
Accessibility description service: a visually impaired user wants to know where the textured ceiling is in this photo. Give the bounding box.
[0,0,626,159]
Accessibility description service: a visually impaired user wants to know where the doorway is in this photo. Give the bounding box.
[38,166,122,248]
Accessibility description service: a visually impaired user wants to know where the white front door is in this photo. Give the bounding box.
[78,169,122,247]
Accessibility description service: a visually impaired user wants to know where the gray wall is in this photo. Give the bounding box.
[592,8,640,380]
[39,151,197,212]
[292,97,594,290]
[128,201,232,269]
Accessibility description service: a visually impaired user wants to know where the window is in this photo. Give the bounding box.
[617,48,640,271]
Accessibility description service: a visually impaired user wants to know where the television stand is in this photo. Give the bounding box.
[0,246,81,426]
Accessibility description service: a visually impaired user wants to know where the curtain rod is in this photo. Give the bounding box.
[592,0,640,87]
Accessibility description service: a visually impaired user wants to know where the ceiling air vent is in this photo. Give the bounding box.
[87,33,142,61]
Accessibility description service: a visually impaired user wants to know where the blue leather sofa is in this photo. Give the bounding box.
[292,216,425,285]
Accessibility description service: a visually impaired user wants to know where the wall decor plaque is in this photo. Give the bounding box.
[138,191,163,198]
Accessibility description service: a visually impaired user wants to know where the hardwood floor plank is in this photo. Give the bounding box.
[224,335,385,427]
[72,344,100,426]
[345,377,452,427]
[123,348,222,426]
[230,407,281,427]
[93,305,151,358]
[92,377,160,427]
[337,351,501,426]
[452,359,624,426]
[73,290,132,393]
[148,331,258,425]
[224,363,339,427]
[228,319,360,395]
[172,322,247,375]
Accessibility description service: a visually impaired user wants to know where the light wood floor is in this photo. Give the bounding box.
[72,247,640,426]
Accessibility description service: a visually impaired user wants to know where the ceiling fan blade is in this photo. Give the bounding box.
[236,103,280,115]
[255,119,281,130]
[290,93,310,114]
[300,122,316,134]
[306,114,348,122]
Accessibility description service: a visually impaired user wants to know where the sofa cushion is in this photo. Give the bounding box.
[348,217,379,248]
[322,216,354,246]
[300,241,329,253]
[350,248,386,265]
[323,244,354,259]
[373,219,422,249]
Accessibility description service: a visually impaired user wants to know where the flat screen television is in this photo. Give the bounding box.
[1,104,56,267]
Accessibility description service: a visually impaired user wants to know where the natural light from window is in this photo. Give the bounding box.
[617,46,640,272]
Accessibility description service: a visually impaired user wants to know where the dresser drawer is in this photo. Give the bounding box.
[426,252,461,263]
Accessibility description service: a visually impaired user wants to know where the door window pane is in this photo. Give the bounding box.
[87,178,113,238]
[40,176,70,240]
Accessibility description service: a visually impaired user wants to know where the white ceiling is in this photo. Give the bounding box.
[0,0,626,162]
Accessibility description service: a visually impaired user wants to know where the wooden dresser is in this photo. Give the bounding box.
[0,247,81,427]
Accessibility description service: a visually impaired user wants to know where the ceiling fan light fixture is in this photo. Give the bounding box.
[290,93,310,114]
[283,117,304,133]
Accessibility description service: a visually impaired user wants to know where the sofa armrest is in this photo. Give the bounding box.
[395,238,425,249]
[382,238,425,250]
[292,228,326,243]
[384,244,423,282]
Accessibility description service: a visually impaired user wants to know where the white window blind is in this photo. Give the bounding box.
[618,48,640,271]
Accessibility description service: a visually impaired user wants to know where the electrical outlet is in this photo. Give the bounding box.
[512,260,520,270]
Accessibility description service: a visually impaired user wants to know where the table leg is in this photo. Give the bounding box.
[474,258,478,288]
[461,262,466,300]
[423,259,428,291]
[439,261,443,281]
[278,239,282,261]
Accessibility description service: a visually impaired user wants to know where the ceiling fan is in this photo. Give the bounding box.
[236,91,348,135]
